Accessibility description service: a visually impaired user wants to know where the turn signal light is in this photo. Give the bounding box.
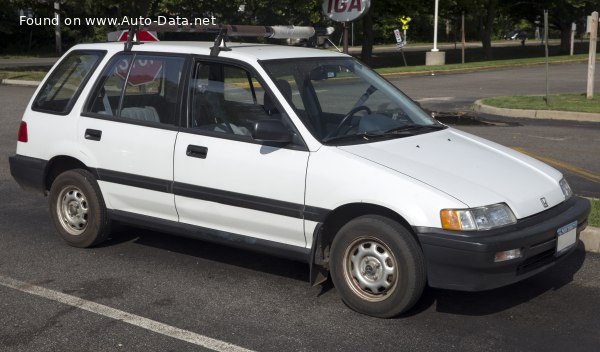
[17,121,28,142]
[440,210,462,230]
[494,249,522,262]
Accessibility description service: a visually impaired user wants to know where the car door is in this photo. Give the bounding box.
[173,59,309,248]
[79,53,187,221]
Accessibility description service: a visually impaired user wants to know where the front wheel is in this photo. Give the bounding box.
[48,169,110,248]
[330,215,426,318]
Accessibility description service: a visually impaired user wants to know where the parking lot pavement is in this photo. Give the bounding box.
[1,80,600,351]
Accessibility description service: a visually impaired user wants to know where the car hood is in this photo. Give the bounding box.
[337,128,566,219]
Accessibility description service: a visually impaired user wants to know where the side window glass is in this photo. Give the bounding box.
[87,54,130,116]
[32,50,104,114]
[86,54,184,126]
[189,61,303,146]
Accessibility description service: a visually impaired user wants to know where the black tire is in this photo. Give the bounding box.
[48,169,110,248]
[330,215,426,318]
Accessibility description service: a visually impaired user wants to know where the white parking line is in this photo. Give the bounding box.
[0,275,254,352]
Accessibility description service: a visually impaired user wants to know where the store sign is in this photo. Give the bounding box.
[322,0,371,22]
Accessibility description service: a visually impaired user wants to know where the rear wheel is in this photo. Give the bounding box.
[330,215,426,318]
[49,169,110,247]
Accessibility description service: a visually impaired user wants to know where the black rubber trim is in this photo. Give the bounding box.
[8,154,48,194]
[173,181,329,221]
[108,209,310,263]
[93,168,173,193]
[90,167,330,221]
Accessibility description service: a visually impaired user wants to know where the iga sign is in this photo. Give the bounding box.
[322,0,371,22]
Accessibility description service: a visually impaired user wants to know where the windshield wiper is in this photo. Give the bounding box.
[323,124,446,144]
[383,124,446,134]
[323,132,389,144]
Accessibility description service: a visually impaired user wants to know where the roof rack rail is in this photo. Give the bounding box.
[113,23,317,56]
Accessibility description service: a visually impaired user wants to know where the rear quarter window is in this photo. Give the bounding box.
[32,50,105,115]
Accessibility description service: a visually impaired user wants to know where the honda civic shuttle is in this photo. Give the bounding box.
[9,27,591,317]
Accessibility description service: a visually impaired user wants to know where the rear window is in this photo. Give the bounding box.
[32,50,105,115]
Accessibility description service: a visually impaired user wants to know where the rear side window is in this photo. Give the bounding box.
[86,53,185,126]
[32,50,105,115]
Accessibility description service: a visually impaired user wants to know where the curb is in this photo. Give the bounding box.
[0,79,41,87]
[473,99,600,123]
[581,226,600,253]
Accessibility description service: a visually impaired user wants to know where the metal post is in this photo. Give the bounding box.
[587,11,598,99]
[461,12,465,64]
[343,22,348,54]
[54,1,62,55]
[544,10,549,106]
[432,0,439,51]
[570,22,576,56]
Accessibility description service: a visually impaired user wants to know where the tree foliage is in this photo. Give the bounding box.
[1,0,596,57]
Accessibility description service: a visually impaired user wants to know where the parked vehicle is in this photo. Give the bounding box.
[505,29,528,40]
[9,27,590,318]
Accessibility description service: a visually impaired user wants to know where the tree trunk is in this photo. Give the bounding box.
[360,9,373,64]
[481,0,498,60]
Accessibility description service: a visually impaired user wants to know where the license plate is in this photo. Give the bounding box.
[556,221,577,253]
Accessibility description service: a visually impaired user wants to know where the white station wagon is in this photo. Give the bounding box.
[9,25,591,317]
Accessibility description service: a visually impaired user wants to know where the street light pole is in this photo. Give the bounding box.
[432,0,439,51]
[426,0,445,65]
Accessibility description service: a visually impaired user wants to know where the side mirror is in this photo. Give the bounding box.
[252,119,293,144]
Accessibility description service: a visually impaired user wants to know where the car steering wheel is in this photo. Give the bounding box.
[327,106,371,138]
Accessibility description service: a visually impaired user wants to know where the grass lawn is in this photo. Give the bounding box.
[0,70,48,81]
[482,94,600,114]
[375,54,590,76]
[589,198,600,228]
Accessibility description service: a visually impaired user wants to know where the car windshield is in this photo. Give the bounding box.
[261,57,444,145]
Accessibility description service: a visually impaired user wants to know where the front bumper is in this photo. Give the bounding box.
[414,196,591,291]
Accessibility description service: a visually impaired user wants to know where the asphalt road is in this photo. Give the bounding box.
[1,65,600,351]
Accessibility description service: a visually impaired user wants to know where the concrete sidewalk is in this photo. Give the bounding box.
[473,99,600,123]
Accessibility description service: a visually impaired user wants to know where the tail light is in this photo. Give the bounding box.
[18,121,28,142]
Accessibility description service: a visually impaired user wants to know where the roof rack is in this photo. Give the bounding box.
[112,23,317,56]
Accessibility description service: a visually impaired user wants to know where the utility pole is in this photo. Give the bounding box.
[587,11,598,99]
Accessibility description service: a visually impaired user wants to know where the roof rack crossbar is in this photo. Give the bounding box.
[112,23,322,56]
[141,23,315,40]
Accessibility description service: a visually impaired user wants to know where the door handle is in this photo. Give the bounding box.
[186,145,208,159]
[85,129,102,141]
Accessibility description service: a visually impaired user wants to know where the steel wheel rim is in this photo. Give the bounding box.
[56,186,89,236]
[343,236,398,302]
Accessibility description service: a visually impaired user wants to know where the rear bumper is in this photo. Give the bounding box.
[9,154,47,194]
[414,196,591,291]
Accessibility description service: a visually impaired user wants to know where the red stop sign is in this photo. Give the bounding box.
[116,58,163,86]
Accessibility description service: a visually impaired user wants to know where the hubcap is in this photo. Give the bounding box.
[343,237,398,302]
[56,186,89,236]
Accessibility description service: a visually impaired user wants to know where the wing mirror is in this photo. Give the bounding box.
[252,119,293,144]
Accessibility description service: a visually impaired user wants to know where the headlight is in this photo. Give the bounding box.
[559,178,572,199]
[440,203,517,231]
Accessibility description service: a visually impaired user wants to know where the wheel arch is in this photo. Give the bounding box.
[309,202,419,286]
[44,155,91,192]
